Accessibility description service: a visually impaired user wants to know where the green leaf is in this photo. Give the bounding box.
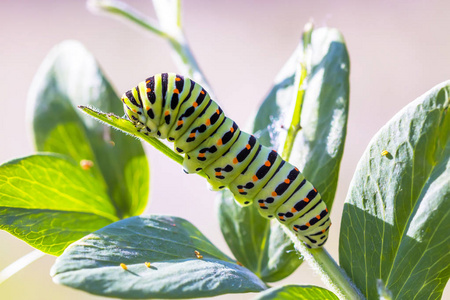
[0,154,118,256]
[218,27,349,282]
[51,215,266,298]
[339,81,450,299]
[288,28,349,209]
[253,285,338,300]
[217,191,300,282]
[28,40,149,218]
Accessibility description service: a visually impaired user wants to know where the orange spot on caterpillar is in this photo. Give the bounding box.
[304,197,310,202]
[132,109,137,113]
[147,88,151,93]
[175,77,181,81]
[146,80,150,84]
[252,175,258,182]
[80,160,94,170]
[291,207,297,213]
[189,132,196,138]
[316,215,321,220]
[245,144,251,150]
[165,111,170,116]
[201,90,205,95]
[293,226,298,232]
[305,222,310,227]
[215,172,222,177]
[238,188,245,193]
[279,216,285,220]
[325,208,329,212]
[216,109,220,114]
[314,188,317,192]
[120,263,127,270]
[193,102,198,108]
[198,153,205,158]
[265,161,271,167]
[145,262,151,268]
[271,191,277,197]
[259,203,266,207]
[205,119,211,126]
[322,229,326,233]
[173,88,179,94]
[233,157,238,164]
[177,120,184,126]
[217,139,223,146]
[295,167,299,172]
[284,179,290,184]
[230,127,234,133]
[145,106,150,111]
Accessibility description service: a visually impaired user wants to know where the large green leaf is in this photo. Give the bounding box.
[253,285,338,300]
[0,154,118,255]
[28,40,149,218]
[218,27,349,282]
[339,82,450,299]
[51,215,266,298]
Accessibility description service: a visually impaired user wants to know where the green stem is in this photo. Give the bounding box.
[281,62,307,161]
[283,228,365,299]
[87,0,213,96]
[78,106,209,180]
[87,0,169,38]
[279,23,365,300]
[0,250,45,285]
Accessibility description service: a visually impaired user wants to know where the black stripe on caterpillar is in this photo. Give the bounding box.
[121,73,331,248]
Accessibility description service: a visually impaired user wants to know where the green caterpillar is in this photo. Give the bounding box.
[121,73,331,248]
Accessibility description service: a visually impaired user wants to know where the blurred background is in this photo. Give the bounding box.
[1,0,449,299]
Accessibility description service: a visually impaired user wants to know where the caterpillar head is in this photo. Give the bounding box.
[121,92,146,125]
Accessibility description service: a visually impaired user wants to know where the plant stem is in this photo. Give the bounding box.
[0,250,45,285]
[87,0,213,96]
[283,228,365,299]
[78,106,210,180]
[279,23,365,300]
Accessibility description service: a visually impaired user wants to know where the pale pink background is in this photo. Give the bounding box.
[1,0,449,299]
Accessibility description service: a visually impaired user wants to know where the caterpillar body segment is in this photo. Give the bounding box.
[203,132,260,191]
[121,73,331,248]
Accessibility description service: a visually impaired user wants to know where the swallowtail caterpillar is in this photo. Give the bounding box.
[121,73,331,248]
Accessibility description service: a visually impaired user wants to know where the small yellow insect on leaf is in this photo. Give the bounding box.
[120,263,127,270]
[196,255,203,259]
[381,150,389,156]
[194,250,200,255]
[145,262,151,268]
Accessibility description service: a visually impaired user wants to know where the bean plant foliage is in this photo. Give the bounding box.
[0,1,448,299]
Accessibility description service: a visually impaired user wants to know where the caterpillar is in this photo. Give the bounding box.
[121,73,331,248]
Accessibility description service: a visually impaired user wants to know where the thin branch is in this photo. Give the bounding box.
[0,250,46,285]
